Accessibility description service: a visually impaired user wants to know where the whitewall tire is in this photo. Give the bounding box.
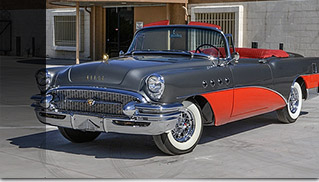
[153,101,203,155]
[277,82,303,123]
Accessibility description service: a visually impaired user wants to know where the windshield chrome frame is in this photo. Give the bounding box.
[127,25,232,61]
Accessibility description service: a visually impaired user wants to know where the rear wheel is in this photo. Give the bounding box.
[58,127,101,143]
[277,82,303,123]
[153,101,203,155]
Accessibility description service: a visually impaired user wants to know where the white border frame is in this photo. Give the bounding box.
[190,5,244,47]
[52,9,83,51]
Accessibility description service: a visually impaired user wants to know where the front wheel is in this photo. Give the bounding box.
[276,82,303,123]
[58,127,101,143]
[153,101,203,155]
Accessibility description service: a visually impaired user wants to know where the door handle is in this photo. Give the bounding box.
[258,59,267,64]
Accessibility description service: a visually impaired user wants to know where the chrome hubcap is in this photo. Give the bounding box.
[289,87,299,114]
[172,109,195,143]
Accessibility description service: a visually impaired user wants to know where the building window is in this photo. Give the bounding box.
[52,9,83,51]
[195,12,235,43]
[190,5,243,47]
[54,16,76,47]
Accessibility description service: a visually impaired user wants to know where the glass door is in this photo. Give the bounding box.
[106,7,134,57]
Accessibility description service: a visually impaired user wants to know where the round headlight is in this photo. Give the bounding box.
[36,70,52,92]
[146,74,165,101]
[148,76,162,92]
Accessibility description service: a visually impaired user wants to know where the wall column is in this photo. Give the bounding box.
[90,6,106,61]
[166,3,186,25]
[76,2,80,64]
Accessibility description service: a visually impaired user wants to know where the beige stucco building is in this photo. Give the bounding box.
[1,0,319,60]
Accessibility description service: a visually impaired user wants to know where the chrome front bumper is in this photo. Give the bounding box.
[32,94,182,135]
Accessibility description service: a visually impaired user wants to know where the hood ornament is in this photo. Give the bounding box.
[102,53,109,64]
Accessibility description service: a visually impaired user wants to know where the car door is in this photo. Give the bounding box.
[229,59,275,121]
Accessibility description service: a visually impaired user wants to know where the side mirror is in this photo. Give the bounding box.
[231,52,240,64]
[119,50,125,56]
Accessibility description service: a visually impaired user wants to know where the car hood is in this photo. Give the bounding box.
[55,55,209,91]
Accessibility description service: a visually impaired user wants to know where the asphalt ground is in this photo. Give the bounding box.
[1,56,319,178]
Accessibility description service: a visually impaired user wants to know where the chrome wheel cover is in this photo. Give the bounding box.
[171,109,195,143]
[289,87,299,114]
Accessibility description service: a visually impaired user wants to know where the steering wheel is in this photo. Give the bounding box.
[195,44,221,58]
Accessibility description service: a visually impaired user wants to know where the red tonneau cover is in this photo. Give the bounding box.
[143,20,221,30]
[235,48,289,59]
[200,47,289,59]
[188,21,221,30]
[143,20,170,27]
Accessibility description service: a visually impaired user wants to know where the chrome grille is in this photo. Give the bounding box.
[51,89,138,116]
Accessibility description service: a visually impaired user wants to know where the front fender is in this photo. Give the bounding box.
[158,65,233,103]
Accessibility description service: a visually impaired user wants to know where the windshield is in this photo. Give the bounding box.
[128,27,228,58]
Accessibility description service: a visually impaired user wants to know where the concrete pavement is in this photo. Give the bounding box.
[1,56,319,178]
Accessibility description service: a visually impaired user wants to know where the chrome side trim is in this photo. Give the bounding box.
[176,86,288,104]
[176,87,233,100]
[306,87,319,100]
[247,86,288,104]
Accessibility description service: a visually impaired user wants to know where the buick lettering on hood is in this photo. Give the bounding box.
[32,21,319,155]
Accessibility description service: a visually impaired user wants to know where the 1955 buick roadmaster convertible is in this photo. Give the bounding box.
[32,21,319,155]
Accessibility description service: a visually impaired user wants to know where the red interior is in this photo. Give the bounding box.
[201,48,226,58]
[199,47,289,59]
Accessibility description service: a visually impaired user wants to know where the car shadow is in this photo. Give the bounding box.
[8,130,164,159]
[7,112,299,159]
[199,112,279,144]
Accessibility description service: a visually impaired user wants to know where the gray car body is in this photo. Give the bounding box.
[39,25,319,128]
